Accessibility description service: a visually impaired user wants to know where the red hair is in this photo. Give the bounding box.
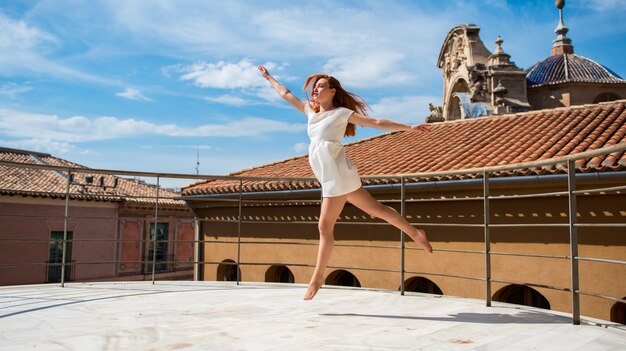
[303,74,369,137]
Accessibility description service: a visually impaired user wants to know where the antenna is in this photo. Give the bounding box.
[195,145,200,176]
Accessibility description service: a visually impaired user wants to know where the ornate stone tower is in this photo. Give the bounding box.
[430,24,530,123]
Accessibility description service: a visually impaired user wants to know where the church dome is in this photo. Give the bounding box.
[526,54,626,88]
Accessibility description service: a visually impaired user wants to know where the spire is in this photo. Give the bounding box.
[488,35,511,66]
[552,0,574,55]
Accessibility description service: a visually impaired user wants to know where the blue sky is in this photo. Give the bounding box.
[1,0,625,188]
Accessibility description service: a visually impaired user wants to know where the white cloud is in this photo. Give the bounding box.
[0,83,33,97]
[0,12,58,52]
[0,12,111,84]
[0,108,305,142]
[116,88,153,102]
[170,60,290,104]
[582,0,626,12]
[204,95,248,106]
[175,59,267,89]
[293,142,309,154]
[253,85,287,104]
[368,95,441,124]
[0,138,76,154]
[323,51,416,88]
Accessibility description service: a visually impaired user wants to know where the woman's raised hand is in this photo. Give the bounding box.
[410,124,432,132]
[258,65,270,78]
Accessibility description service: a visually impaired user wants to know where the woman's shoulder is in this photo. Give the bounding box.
[337,106,355,117]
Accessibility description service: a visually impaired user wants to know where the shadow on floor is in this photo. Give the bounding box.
[319,311,572,324]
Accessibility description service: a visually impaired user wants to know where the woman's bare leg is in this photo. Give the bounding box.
[347,188,433,253]
[304,194,347,300]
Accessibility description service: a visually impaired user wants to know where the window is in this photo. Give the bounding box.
[610,298,626,325]
[265,265,295,283]
[403,277,443,295]
[47,231,73,283]
[146,223,168,273]
[493,284,551,309]
[217,259,240,281]
[325,270,361,287]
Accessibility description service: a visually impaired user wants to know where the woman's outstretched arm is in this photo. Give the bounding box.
[348,112,432,132]
[258,65,306,113]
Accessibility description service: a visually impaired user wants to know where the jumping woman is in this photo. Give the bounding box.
[258,65,433,301]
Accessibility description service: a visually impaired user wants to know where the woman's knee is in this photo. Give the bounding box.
[318,221,335,237]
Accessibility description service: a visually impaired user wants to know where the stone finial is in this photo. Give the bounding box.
[556,0,565,9]
[494,35,504,54]
[552,0,574,55]
[488,35,511,66]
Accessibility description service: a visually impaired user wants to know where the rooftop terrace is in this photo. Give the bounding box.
[1,281,625,350]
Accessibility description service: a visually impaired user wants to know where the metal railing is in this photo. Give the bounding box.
[1,142,626,325]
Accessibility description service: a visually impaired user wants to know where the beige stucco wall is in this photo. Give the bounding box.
[194,178,626,322]
[528,84,626,109]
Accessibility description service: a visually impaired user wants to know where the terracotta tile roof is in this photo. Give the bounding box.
[0,148,183,207]
[183,100,626,196]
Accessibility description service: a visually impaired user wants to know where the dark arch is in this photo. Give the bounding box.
[216,259,240,282]
[593,92,621,104]
[447,79,469,120]
[610,297,626,325]
[402,277,443,295]
[265,265,294,283]
[325,270,361,287]
[493,284,550,310]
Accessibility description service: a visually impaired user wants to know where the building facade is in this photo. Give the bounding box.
[0,147,195,285]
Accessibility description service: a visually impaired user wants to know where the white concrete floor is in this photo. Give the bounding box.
[0,281,625,351]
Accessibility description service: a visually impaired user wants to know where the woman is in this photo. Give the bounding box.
[258,65,433,301]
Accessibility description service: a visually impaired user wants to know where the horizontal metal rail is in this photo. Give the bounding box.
[575,257,626,265]
[404,270,485,282]
[1,141,625,326]
[577,291,626,304]
[490,279,570,292]
[490,251,570,260]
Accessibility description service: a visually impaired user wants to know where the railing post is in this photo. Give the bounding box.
[400,176,406,296]
[194,217,201,282]
[237,179,243,285]
[151,176,160,285]
[483,170,491,307]
[568,159,581,325]
[60,170,71,288]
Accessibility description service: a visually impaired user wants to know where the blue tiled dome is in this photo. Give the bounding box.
[526,54,626,88]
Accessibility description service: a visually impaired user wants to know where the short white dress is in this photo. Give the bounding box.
[304,104,362,197]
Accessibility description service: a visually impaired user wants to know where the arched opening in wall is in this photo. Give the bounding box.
[402,277,443,295]
[216,259,240,281]
[610,297,626,325]
[593,92,621,104]
[325,270,361,287]
[265,265,295,283]
[493,284,550,310]
[447,79,469,120]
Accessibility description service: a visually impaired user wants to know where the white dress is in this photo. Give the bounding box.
[304,104,362,197]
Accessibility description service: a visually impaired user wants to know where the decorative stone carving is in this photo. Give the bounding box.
[468,64,488,102]
[426,103,444,123]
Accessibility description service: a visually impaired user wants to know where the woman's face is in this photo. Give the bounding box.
[312,78,335,103]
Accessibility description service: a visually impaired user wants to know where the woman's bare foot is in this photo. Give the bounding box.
[409,229,433,253]
[304,277,324,300]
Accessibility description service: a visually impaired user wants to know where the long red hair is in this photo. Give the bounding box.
[303,74,369,137]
